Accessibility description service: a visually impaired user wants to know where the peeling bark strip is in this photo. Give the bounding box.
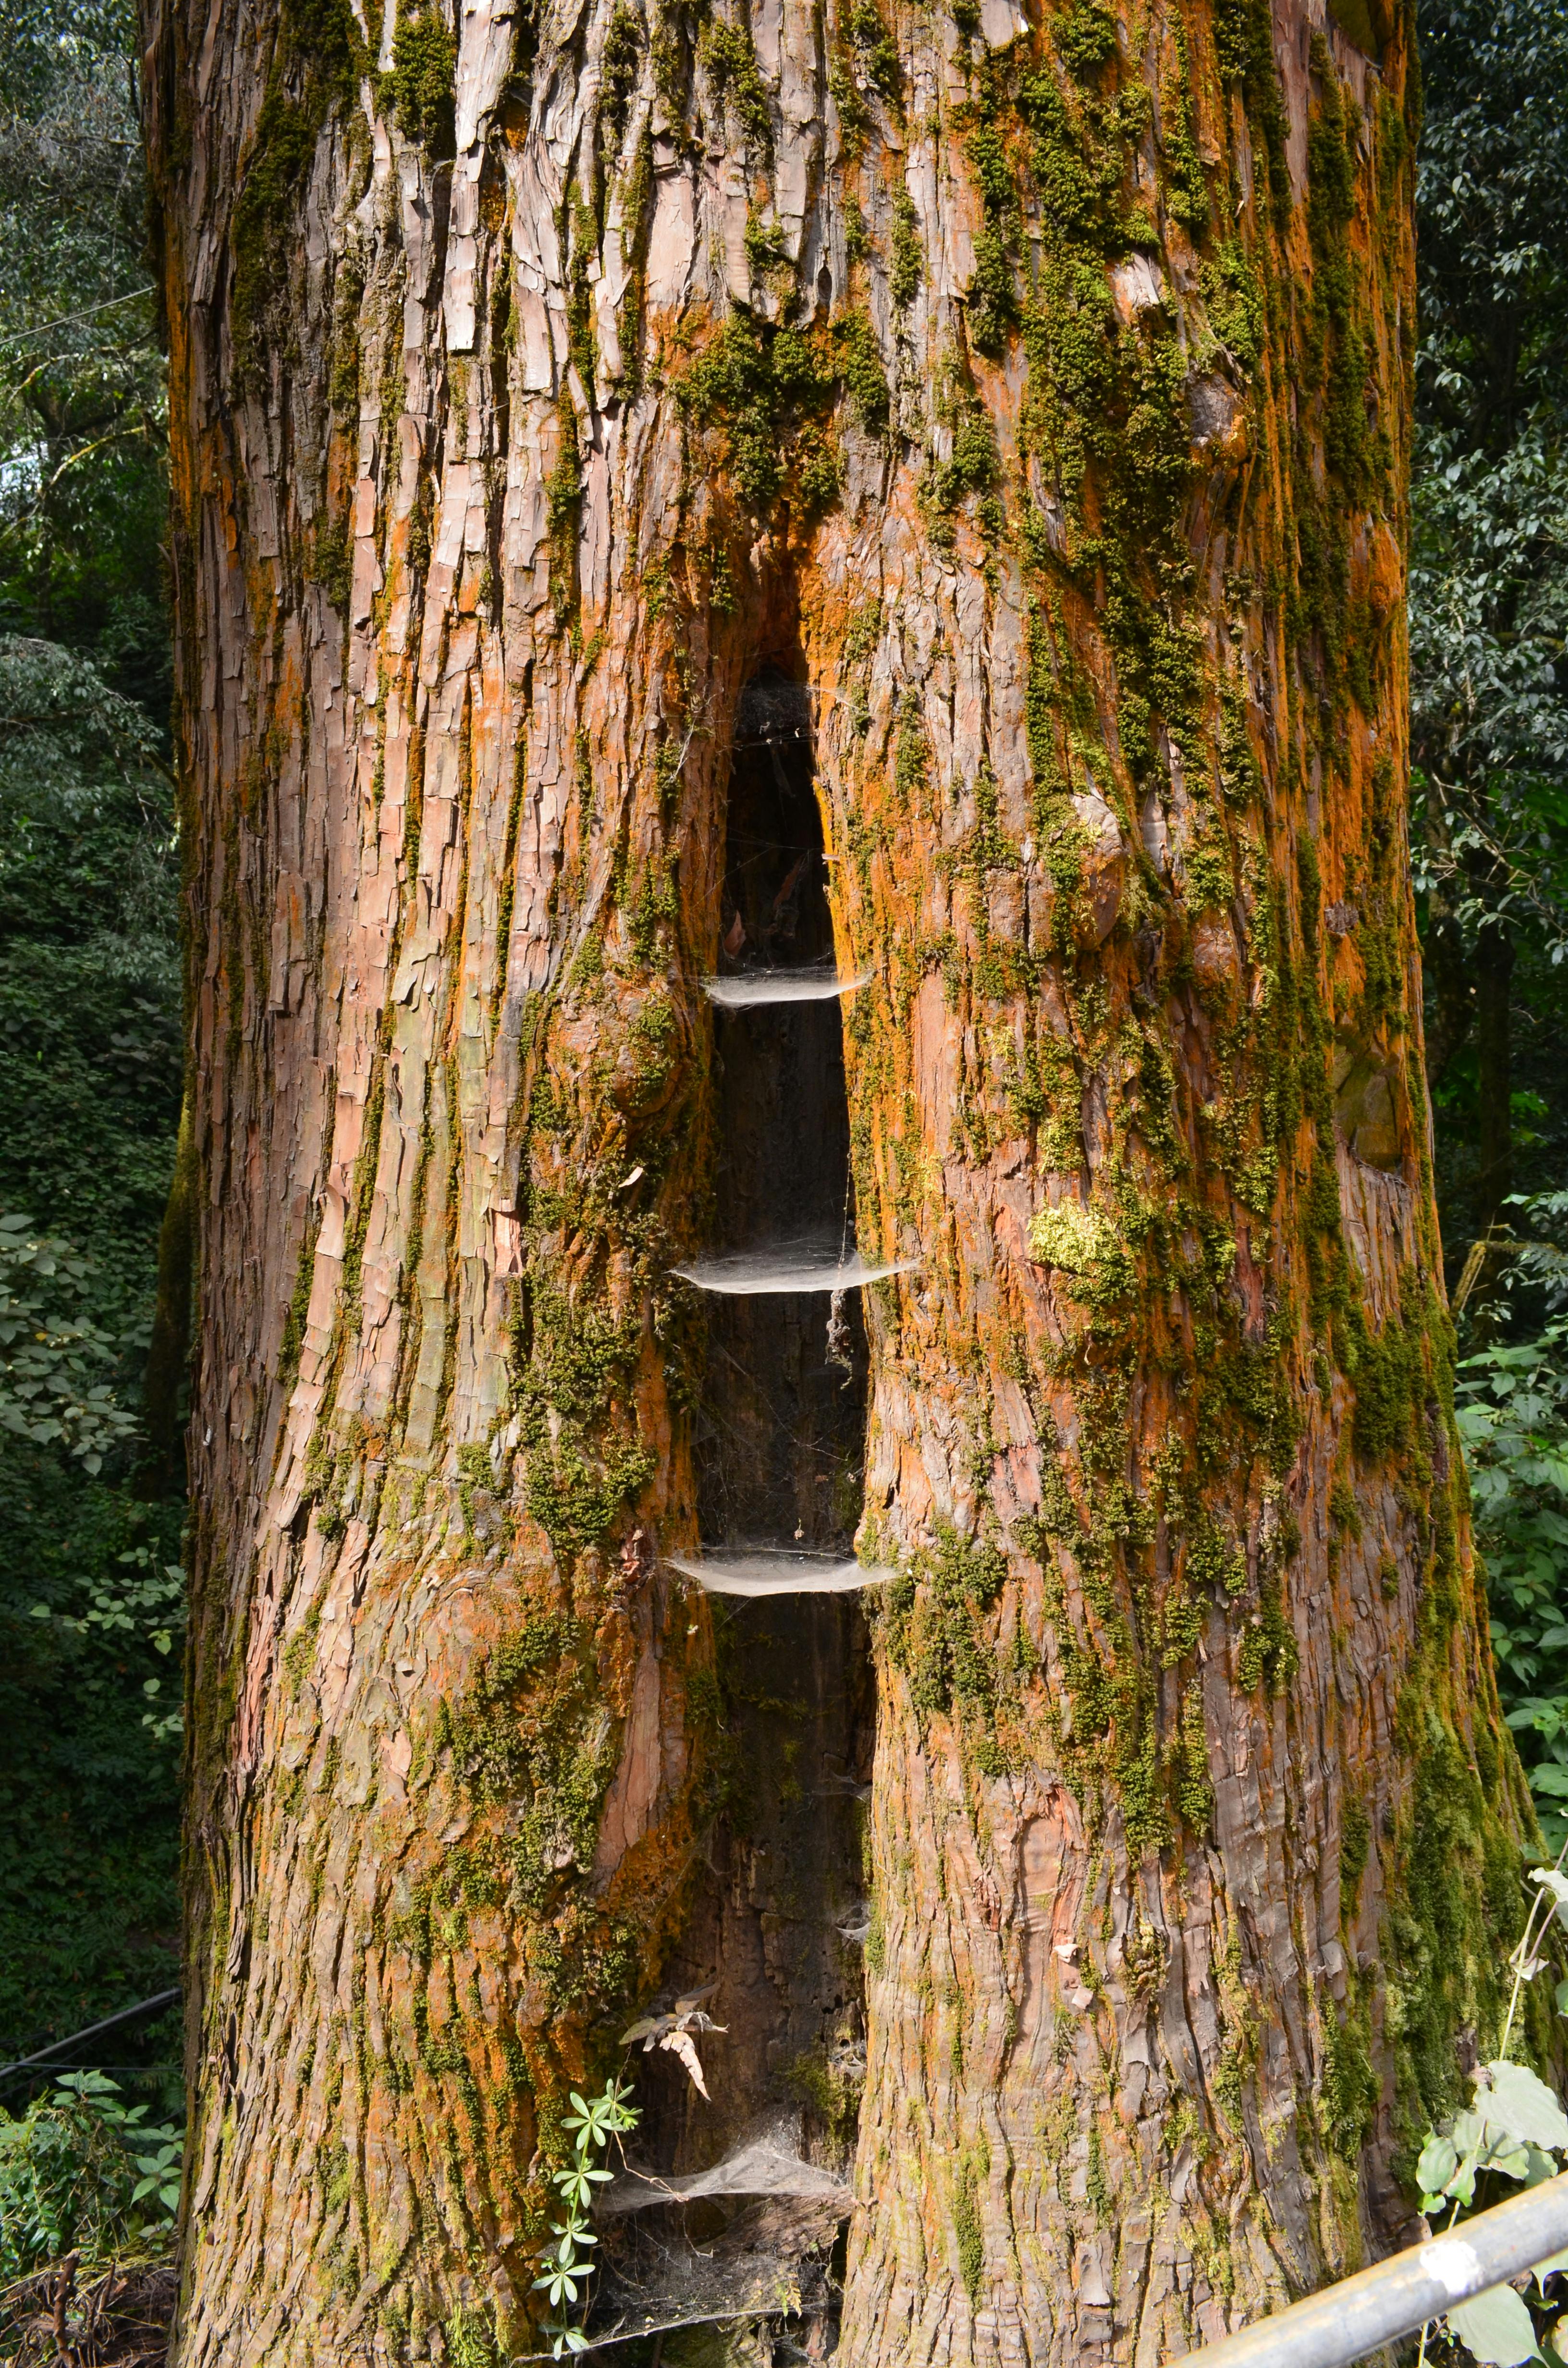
[142,0,1534,2357]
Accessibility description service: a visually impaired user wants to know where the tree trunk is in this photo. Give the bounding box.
[140,1091,196,1497]
[141,0,1533,2360]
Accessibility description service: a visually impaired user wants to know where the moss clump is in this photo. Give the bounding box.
[510,1178,660,1556]
[674,309,889,512]
[546,394,583,622]
[893,691,928,800]
[455,1441,495,1537]
[1053,0,1117,75]
[1388,1731,1523,2146]
[306,516,352,613]
[963,118,1020,357]
[1201,243,1264,370]
[701,18,772,153]
[676,314,825,509]
[787,2046,863,2158]
[1236,1584,1298,1694]
[277,1208,322,1394]
[1182,819,1236,913]
[440,1616,617,1908]
[1187,1517,1248,1600]
[230,0,368,371]
[626,861,677,965]
[1160,1584,1204,1667]
[1341,1298,1421,1464]
[1027,1201,1133,1307]
[1340,1797,1370,1904]
[829,0,899,156]
[599,1,643,154]
[882,1528,1008,1771]
[445,2309,499,2368]
[1158,17,1209,234]
[557,185,600,401]
[1174,1678,1213,1830]
[615,125,655,395]
[1212,0,1289,224]
[847,0,901,104]
[1321,1998,1378,2158]
[922,367,1000,530]
[835,309,891,434]
[1035,1524,1176,1858]
[1012,62,1200,765]
[387,5,456,154]
[1028,1199,1105,1272]
[952,2159,984,2301]
[328,245,367,416]
[744,205,791,290]
[404,475,435,579]
[891,184,922,306]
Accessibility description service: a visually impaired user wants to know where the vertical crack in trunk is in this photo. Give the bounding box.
[602,664,874,2337]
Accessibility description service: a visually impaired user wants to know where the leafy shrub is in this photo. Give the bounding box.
[1457,1270,1568,1844]
[1410,1866,1568,2366]
[0,1216,138,1474]
[0,2071,180,2283]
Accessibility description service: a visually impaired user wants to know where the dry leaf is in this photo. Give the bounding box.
[661,2028,710,2097]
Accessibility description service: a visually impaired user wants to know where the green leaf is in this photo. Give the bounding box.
[1419,2131,1461,2199]
[1478,2062,1568,2153]
[1447,2284,1541,2367]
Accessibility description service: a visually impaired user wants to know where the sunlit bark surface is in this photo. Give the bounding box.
[141,0,1534,2357]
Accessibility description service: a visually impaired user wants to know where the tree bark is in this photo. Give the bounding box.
[140,1090,196,1497]
[140,0,1535,2361]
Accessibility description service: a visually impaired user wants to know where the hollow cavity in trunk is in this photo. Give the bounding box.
[605,670,874,2329]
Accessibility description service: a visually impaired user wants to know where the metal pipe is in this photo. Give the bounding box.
[1190,2174,1568,2368]
[0,1986,182,2088]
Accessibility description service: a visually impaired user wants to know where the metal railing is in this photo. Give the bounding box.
[1193,2173,1568,2368]
[0,1987,181,2092]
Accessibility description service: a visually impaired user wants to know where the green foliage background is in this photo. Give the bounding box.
[1412,0,1568,1848]
[0,0,183,2108]
[1412,0,1568,1241]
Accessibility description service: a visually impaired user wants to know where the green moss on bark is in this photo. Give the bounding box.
[229,0,368,374]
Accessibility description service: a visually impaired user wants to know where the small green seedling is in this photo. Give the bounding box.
[532,2079,638,2358]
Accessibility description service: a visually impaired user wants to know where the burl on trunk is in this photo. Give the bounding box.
[141,0,1531,2357]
